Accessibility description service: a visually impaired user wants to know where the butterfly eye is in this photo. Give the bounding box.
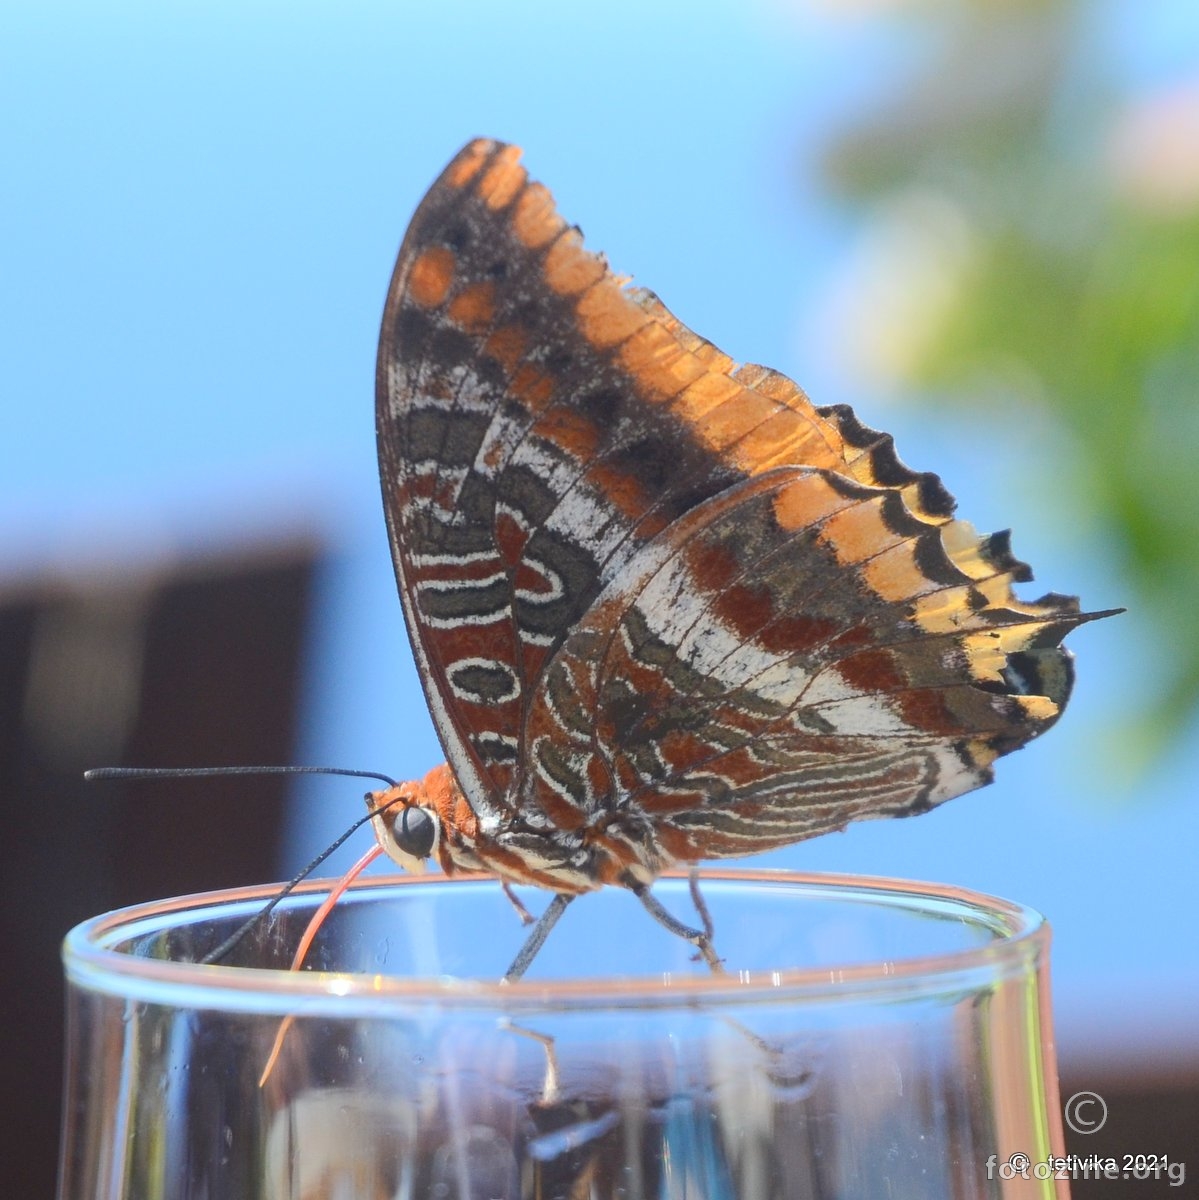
[395,805,436,860]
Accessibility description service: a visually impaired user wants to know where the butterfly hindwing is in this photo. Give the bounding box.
[518,465,1084,875]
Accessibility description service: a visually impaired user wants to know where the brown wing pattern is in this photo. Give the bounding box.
[522,467,1090,877]
[377,139,1103,882]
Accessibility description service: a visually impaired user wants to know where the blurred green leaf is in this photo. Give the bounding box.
[819,0,1199,764]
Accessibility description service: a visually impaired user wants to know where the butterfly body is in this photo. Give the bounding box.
[368,766,642,894]
[369,139,1107,935]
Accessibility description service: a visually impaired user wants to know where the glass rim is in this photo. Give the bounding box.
[62,868,1048,1011]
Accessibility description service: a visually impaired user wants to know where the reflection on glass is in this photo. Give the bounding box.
[59,870,1068,1199]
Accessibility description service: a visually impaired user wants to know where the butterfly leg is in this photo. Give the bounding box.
[628,879,724,974]
[500,1020,562,1104]
[503,893,575,982]
[500,878,536,925]
[688,868,716,945]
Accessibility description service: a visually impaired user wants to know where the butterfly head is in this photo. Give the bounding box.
[365,763,472,875]
[366,781,441,874]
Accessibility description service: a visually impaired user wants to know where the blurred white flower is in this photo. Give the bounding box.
[1108,79,1199,217]
[817,188,976,390]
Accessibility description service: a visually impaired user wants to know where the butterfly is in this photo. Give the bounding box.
[364,138,1113,978]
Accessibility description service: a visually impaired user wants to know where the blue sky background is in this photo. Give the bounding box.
[4,0,1196,1076]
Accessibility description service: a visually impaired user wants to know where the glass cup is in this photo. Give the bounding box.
[58,870,1068,1199]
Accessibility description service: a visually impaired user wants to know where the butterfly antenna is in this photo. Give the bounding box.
[84,764,399,788]
[84,764,405,964]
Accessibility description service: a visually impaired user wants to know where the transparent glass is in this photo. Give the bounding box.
[59,870,1069,1199]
